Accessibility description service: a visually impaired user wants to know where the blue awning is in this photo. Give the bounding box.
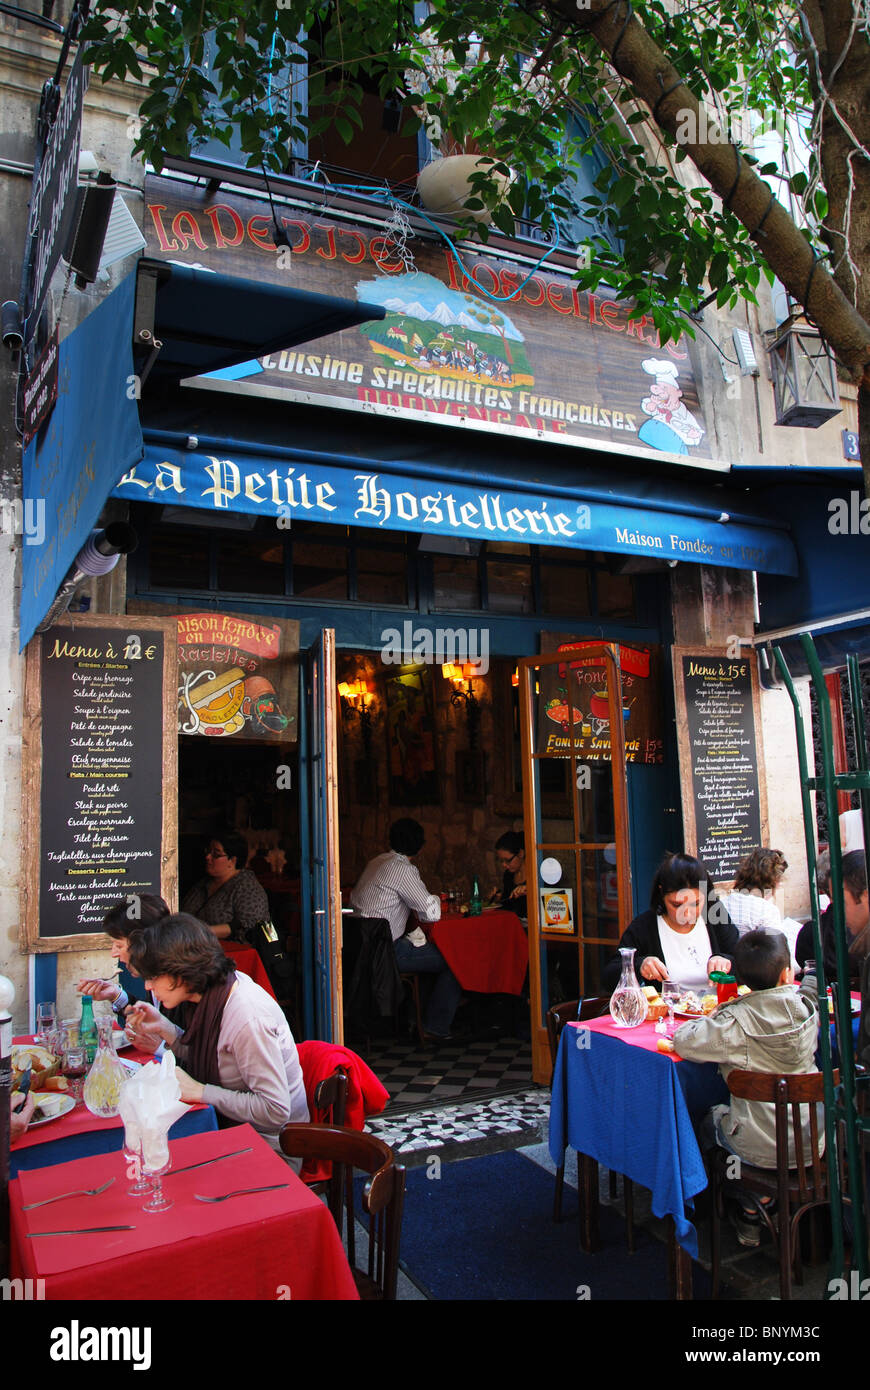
[113,433,799,577]
[21,271,144,650]
[134,258,386,383]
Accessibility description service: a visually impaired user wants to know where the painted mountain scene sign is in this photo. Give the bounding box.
[144,175,714,467]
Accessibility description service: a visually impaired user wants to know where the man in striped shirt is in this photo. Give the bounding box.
[351,818,462,1039]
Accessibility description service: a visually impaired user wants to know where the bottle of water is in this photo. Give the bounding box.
[80,994,98,1064]
[469,876,482,916]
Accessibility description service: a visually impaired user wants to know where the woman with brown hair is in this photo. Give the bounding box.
[721,849,788,937]
[126,914,308,1157]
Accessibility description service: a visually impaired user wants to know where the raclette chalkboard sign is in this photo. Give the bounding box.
[672,646,768,886]
[23,616,178,951]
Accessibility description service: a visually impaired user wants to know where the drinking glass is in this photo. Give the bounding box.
[142,1149,173,1214]
[62,1044,87,1101]
[124,1137,150,1198]
[36,1001,56,1045]
[662,979,681,1035]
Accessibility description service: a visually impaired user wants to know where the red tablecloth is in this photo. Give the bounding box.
[568,1015,681,1058]
[222,941,277,999]
[10,1124,359,1301]
[429,910,528,995]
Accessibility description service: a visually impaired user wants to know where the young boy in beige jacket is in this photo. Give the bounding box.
[673,929,820,1245]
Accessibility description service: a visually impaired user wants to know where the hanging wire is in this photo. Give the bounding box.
[301,174,565,305]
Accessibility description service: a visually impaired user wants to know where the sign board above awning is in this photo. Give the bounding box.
[113,441,798,576]
[143,174,722,470]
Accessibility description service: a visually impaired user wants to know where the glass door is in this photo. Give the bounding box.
[518,644,632,1084]
[300,629,343,1041]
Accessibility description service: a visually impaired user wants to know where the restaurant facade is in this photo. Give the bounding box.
[2,7,868,1089]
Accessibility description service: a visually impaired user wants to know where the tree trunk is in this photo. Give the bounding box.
[544,0,870,495]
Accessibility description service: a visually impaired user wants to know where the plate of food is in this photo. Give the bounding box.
[23,1090,77,1126]
[671,991,719,1019]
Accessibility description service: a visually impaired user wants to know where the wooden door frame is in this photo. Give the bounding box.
[518,645,632,1084]
[307,628,343,1042]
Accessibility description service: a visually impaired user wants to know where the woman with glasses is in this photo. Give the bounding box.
[181,829,269,944]
[494,831,527,920]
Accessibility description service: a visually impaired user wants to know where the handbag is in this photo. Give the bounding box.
[250,918,296,1000]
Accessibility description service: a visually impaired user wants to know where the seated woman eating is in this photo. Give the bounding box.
[494,831,527,919]
[181,830,270,943]
[126,913,308,1159]
[603,851,739,993]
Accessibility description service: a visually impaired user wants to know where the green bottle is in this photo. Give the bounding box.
[80,994,98,1065]
[470,876,482,917]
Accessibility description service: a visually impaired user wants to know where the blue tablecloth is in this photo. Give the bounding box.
[10,1105,219,1177]
[548,1024,728,1258]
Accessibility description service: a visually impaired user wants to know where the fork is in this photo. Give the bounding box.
[194,1183,290,1203]
[22,1178,116,1211]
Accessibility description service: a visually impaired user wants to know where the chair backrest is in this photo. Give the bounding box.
[545,997,609,1070]
[313,1067,348,1127]
[279,1123,406,1300]
[342,915,402,1032]
[726,1069,838,1202]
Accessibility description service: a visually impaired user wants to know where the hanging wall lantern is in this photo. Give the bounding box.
[768,318,841,428]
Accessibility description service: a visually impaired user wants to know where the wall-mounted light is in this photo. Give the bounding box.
[768,317,841,427]
[442,663,481,749]
[338,678,375,757]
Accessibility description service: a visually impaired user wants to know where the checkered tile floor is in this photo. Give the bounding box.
[363,1031,534,1114]
[367,1088,550,1167]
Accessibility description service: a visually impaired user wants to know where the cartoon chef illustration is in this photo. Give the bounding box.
[637,358,705,454]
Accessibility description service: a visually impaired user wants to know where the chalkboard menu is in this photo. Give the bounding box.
[23,616,178,951]
[672,647,768,885]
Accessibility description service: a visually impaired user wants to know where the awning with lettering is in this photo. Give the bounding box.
[113,434,799,577]
[134,258,386,383]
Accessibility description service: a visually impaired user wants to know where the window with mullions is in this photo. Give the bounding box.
[428,543,634,622]
[138,511,412,608]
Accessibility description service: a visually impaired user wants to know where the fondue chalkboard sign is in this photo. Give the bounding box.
[22,616,178,951]
[672,647,768,886]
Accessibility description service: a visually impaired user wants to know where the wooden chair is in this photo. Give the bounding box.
[298,1067,349,1195]
[398,972,427,1049]
[710,1069,837,1301]
[280,1123,406,1300]
[547,998,636,1250]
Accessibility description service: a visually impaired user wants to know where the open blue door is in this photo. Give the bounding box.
[300,629,343,1041]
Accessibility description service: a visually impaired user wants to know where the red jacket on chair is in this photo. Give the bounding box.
[296,1041,390,1183]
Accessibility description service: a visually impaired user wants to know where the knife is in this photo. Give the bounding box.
[27,1226,136,1237]
[13,1066,32,1113]
[167,1146,253,1177]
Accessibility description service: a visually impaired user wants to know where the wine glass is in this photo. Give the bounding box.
[662,978,681,1035]
[142,1140,173,1213]
[62,1043,87,1102]
[36,1001,56,1045]
[123,1135,150,1198]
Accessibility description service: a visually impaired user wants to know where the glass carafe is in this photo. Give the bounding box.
[83,1015,127,1117]
[609,947,649,1028]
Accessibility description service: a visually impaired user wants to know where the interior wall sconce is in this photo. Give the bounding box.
[338,678,375,758]
[442,663,481,750]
